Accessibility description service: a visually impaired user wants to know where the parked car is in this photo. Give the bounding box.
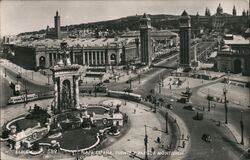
[177,97,188,104]
[166,104,173,110]
[123,88,133,93]
[183,105,196,111]
[103,79,110,83]
[195,112,204,120]
[202,134,212,142]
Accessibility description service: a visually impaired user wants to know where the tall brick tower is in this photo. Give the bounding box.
[140,13,152,66]
[179,10,191,68]
[54,11,61,39]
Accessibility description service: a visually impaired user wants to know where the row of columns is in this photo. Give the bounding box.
[46,49,121,68]
[83,51,106,65]
[47,51,108,67]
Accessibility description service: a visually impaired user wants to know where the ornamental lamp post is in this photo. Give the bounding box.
[165,112,169,134]
[158,81,161,94]
[138,73,141,84]
[207,89,211,112]
[129,77,132,89]
[223,85,228,124]
[144,125,148,160]
[240,110,244,145]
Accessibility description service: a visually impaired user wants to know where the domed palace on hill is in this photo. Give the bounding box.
[194,3,249,32]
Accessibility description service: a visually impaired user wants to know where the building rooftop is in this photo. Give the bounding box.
[14,37,135,48]
[121,29,178,38]
[224,35,250,45]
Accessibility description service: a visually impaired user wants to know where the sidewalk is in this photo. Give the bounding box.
[166,109,191,160]
[198,83,250,107]
[224,123,249,149]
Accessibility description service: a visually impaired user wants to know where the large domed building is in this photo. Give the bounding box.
[195,4,249,32]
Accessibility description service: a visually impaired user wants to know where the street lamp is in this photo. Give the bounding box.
[207,89,211,112]
[240,110,244,145]
[4,67,6,77]
[165,112,169,134]
[129,77,132,90]
[138,73,141,84]
[158,81,161,94]
[144,125,148,160]
[223,85,228,124]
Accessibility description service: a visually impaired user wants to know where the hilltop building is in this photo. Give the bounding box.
[46,11,68,39]
[194,4,249,32]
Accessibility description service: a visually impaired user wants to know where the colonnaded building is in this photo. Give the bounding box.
[13,37,140,69]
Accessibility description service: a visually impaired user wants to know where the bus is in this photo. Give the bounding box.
[107,90,141,102]
[8,93,38,104]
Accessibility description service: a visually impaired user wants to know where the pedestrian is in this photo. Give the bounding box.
[157,137,161,143]
[151,147,155,153]
[182,141,186,148]
[134,109,136,114]
[181,134,184,140]
[161,144,164,148]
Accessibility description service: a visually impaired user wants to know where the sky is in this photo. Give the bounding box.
[0,0,249,36]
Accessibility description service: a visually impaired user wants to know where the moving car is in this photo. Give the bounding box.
[183,105,196,111]
[177,97,188,104]
[166,104,173,110]
[202,134,212,142]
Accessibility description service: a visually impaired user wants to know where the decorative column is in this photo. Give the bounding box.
[86,52,89,65]
[72,51,75,64]
[91,52,94,65]
[54,78,58,110]
[89,52,91,65]
[99,51,102,65]
[95,52,98,65]
[75,76,80,108]
[82,50,85,65]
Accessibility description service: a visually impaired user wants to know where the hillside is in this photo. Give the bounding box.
[18,14,182,36]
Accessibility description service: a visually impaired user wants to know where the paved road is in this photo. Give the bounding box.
[107,41,249,160]
[0,66,52,106]
[1,41,248,160]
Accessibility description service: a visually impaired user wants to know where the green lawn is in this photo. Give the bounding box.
[10,119,38,131]
[41,129,98,150]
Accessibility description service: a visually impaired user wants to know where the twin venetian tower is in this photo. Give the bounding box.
[179,10,191,69]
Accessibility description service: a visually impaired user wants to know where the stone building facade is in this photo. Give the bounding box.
[140,13,152,65]
[216,35,250,76]
[12,37,138,70]
[179,10,191,68]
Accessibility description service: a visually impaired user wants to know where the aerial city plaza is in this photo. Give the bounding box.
[0,1,250,160]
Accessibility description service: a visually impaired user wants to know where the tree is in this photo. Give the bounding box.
[114,104,121,113]
[32,142,40,151]
[110,125,118,134]
[158,98,164,106]
[150,89,155,94]
[1,130,10,139]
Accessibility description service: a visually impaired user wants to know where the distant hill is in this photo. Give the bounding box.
[18,14,182,36]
